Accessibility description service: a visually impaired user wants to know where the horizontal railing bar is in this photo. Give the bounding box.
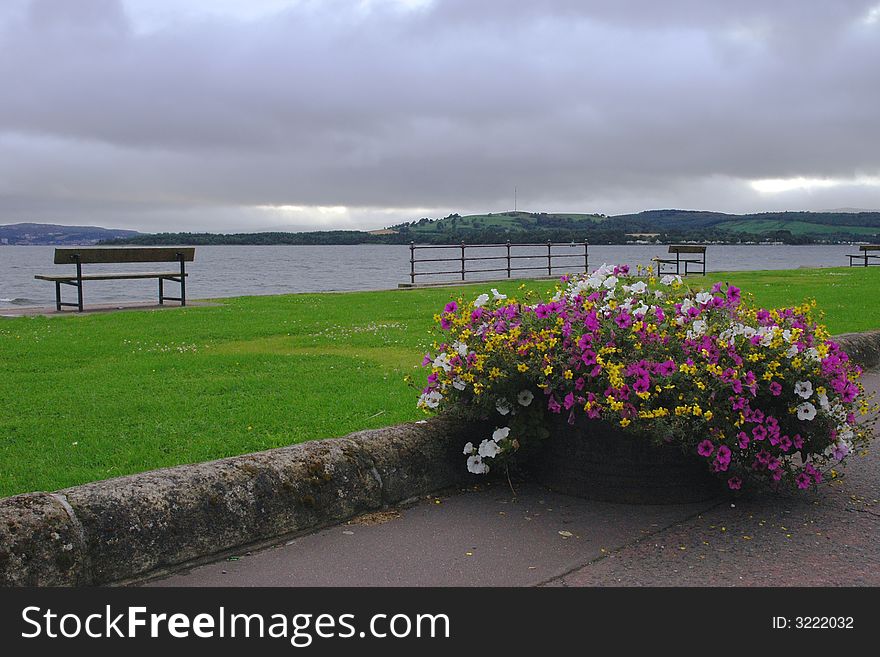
[413,254,584,266]
[411,242,586,249]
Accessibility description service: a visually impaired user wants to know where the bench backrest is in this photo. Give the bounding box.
[668,245,706,254]
[859,245,880,252]
[53,247,196,265]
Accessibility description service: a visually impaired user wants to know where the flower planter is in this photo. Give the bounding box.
[533,419,722,504]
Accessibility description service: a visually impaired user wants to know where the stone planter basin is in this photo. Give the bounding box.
[533,418,722,504]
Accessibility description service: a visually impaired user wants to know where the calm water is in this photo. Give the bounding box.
[0,244,861,308]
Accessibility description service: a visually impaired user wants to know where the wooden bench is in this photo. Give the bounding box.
[846,245,880,267]
[653,245,706,276]
[35,247,195,312]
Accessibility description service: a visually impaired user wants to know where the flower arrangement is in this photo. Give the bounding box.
[418,265,877,492]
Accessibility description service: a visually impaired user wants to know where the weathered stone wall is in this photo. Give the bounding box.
[0,416,477,586]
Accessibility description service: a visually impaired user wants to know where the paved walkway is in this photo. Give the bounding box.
[148,372,880,587]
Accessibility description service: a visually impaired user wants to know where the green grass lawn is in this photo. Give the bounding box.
[1,267,878,498]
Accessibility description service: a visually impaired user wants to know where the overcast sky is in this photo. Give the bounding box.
[1,0,879,232]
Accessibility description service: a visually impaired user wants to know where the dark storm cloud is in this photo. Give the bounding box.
[0,0,878,230]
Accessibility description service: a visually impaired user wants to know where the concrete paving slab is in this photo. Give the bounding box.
[146,484,716,587]
[0,300,218,318]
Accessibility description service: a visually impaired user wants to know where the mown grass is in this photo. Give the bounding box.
[1,267,878,497]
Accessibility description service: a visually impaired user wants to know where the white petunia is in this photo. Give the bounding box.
[785,345,799,358]
[452,341,469,356]
[452,378,467,391]
[687,320,707,339]
[796,402,817,421]
[492,426,511,442]
[517,390,534,406]
[474,293,490,307]
[496,398,511,415]
[817,392,829,409]
[418,390,443,409]
[478,439,501,459]
[628,281,647,294]
[659,274,679,286]
[491,288,507,301]
[432,353,452,372]
[466,454,489,474]
[794,381,813,399]
[602,275,619,290]
[463,441,475,455]
[695,292,713,305]
[634,304,650,317]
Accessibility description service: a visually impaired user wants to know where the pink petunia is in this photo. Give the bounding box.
[769,381,782,396]
[727,476,742,490]
[697,440,714,457]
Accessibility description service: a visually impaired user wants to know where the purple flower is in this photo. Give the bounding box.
[752,425,767,441]
[632,376,650,394]
[547,396,562,414]
[656,359,676,376]
[795,473,812,489]
[726,285,741,306]
[697,440,714,457]
[737,432,749,449]
[440,317,452,330]
[769,381,782,396]
[421,353,432,366]
[614,311,632,329]
[444,301,458,314]
[563,392,576,410]
[727,476,742,490]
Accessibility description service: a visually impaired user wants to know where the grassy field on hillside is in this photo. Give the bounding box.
[721,219,880,236]
[1,267,878,497]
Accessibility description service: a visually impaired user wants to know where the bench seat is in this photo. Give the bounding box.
[35,272,188,282]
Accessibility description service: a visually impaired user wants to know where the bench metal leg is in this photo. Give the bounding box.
[158,278,164,305]
[54,281,62,312]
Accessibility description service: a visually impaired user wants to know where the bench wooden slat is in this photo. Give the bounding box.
[53,247,195,265]
[35,272,189,281]
[668,245,707,254]
[859,245,880,252]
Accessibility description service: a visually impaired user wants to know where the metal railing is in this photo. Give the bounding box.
[408,240,589,284]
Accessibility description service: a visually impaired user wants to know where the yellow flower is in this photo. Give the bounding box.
[619,418,631,427]
[543,365,553,376]
[563,369,573,380]
[517,363,529,372]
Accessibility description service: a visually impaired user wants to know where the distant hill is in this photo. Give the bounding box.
[96,209,880,246]
[0,223,140,246]
[388,209,880,244]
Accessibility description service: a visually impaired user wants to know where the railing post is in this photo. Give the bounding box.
[178,252,186,306]
[584,241,589,274]
[547,240,552,276]
[410,241,415,284]
[74,255,83,312]
[506,240,511,278]
[460,241,466,281]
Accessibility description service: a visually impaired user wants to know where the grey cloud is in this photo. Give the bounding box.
[0,0,878,231]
